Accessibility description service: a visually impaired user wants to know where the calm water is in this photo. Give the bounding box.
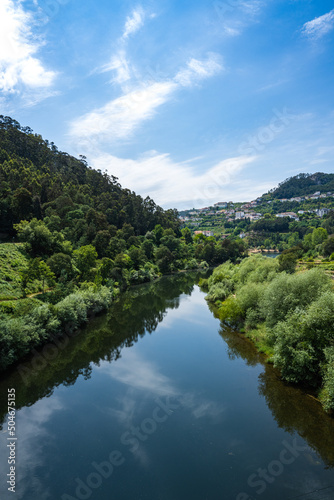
[1,272,334,500]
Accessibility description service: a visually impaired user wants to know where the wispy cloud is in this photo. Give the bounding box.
[0,0,56,93]
[70,53,223,146]
[122,7,145,39]
[96,6,151,86]
[69,81,176,146]
[214,0,263,37]
[90,151,260,208]
[302,9,334,40]
[175,54,223,87]
[100,49,132,84]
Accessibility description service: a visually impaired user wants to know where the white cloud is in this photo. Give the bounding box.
[70,53,223,146]
[302,9,334,40]
[175,54,223,87]
[86,10,223,146]
[0,0,56,93]
[122,7,145,39]
[100,49,132,84]
[91,151,259,208]
[70,80,177,147]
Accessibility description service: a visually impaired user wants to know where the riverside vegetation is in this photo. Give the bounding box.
[1,115,334,416]
[0,116,246,371]
[202,253,334,413]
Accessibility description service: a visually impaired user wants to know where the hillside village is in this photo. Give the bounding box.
[179,189,334,238]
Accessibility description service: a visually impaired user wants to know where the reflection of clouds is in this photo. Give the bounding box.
[130,443,151,469]
[180,392,226,422]
[107,394,138,426]
[99,350,179,397]
[159,287,214,330]
[0,397,63,500]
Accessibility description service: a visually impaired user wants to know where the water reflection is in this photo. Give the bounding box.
[0,270,333,500]
[0,272,206,430]
[214,316,334,469]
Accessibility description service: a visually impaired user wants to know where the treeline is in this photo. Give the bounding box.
[0,115,179,235]
[12,218,247,292]
[203,255,334,413]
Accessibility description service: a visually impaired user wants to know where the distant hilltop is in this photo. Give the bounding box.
[180,172,334,214]
[265,173,334,200]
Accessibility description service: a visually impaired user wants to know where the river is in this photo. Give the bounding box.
[0,272,334,500]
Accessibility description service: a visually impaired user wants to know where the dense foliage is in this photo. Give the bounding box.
[0,115,180,236]
[204,255,334,412]
[0,116,247,371]
[267,172,334,199]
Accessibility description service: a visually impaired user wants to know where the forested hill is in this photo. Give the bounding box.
[267,173,334,200]
[0,115,179,237]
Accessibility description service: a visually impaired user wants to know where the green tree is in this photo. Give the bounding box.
[15,219,55,257]
[114,253,132,269]
[97,258,114,285]
[153,224,164,245]
[93,230,111,258]
[262,268,332,328]
[155,246,173,273]
[21,258,55,294]
[11,187,33,222]
[46,253,74,279]
[312,227,328,246]
[73,245,98,278]
[127,246,146,270]
[142,239,154,260]
[182,227,193,244]
[322,235,334,257]
[272,291,334,385]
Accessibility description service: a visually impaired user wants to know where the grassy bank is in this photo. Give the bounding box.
[202,255,334,414]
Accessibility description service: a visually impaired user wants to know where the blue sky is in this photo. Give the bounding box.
[1,0,334,209]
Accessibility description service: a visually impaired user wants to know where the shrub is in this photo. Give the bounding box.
[271,291,334,384]
[320,347,334,412]
[237,282,266,314]
[261,268,332,328]
[217,296,243,326]
[206,283,232,302]
[198,278,209,291]
[0,285,114,372]
[208,261,235,287]
[236,255,279,285]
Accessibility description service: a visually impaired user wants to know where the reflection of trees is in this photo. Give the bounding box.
[0,271,206,430]
[218,325,261,367]
[215,314,334,468]
[258,365,334,467]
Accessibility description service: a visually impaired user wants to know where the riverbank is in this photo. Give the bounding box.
[202,254,334,414]
[0,285,115,373]
[0,267,211,374]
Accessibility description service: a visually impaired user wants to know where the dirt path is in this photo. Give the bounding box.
[0,289,52,303]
